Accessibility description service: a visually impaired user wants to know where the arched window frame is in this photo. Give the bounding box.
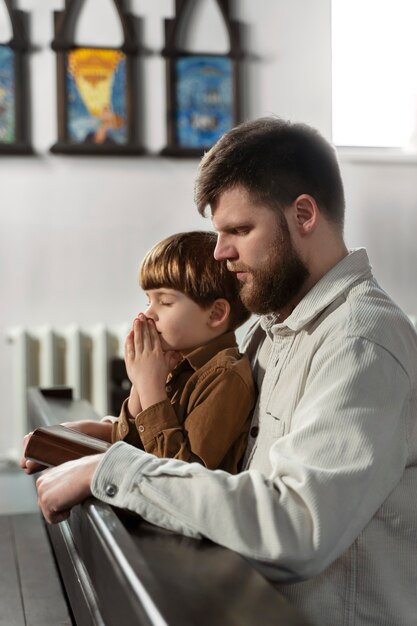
[161,0,242,158]
[0,0,32,155]
[50,0,144,156]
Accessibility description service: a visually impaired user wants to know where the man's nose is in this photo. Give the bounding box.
[214,236,236,261]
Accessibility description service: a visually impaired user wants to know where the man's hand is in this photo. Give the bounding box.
[36,454,103,524]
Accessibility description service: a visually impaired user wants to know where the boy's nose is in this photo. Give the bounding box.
[143,306,157,321]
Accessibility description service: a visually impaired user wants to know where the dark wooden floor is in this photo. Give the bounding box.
[0,462,73,626]
[0,460,38,516]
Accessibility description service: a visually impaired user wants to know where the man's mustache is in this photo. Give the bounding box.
[226,262,252,273]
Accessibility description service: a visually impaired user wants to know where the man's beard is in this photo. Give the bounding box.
[231,225,309,316]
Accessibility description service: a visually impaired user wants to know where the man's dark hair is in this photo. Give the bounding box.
[195,117,345,229]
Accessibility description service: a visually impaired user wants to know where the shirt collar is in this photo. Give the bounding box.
[178,331,238,372]
[260,248,373,333]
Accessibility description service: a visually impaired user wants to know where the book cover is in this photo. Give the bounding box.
[24,424,111,468]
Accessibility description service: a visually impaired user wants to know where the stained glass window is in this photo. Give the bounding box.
[175,55,232,149]
[0,1,31,155]
[66,48,127,146]
[0,45,15,144]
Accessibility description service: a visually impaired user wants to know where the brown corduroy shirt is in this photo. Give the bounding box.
[112,331,256,473]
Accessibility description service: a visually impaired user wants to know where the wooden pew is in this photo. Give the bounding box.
[28,387,311,626]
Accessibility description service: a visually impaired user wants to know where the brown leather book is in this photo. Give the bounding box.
[24,424,111,467]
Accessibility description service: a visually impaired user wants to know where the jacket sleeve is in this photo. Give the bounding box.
[111,398,143,448]
[129,366,255,470]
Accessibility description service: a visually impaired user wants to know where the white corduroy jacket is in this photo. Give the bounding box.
[92,249,417,626]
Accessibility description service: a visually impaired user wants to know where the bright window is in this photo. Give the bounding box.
[332,0,417,150]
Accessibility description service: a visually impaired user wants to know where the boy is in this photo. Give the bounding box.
[25,231,255,474]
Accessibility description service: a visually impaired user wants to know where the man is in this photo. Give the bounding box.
[28,118,417,626]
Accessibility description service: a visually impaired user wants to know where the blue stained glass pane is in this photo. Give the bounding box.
[66,48,128,146]
[175,55,233,149]
[0,46,15,143]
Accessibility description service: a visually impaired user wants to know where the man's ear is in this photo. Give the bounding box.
[208,299,231,328]
[293,194,319,234]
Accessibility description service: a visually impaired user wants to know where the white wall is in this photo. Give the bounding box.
[3,0,417,457]
[341,157,417,314]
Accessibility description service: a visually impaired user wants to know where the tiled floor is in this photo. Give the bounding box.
[0,460,39,515]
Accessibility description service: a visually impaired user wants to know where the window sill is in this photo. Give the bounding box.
[336,146,417,165]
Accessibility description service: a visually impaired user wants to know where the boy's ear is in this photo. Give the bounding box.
[208,299,230,328]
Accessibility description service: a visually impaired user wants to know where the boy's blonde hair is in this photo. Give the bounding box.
[140,231,251,331]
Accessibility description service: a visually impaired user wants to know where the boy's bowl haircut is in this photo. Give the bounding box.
[140,231,251,331]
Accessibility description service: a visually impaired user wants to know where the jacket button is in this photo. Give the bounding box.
[138,425,145,433]
[250,426,259,438]
[105,484,118,497]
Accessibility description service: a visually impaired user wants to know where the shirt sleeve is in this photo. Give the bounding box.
[101,415,118,424]
[91,337,412,581]
[130,367,255,469]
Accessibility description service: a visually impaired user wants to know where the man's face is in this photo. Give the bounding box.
[212,186,309,316]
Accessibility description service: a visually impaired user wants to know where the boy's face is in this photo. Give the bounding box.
[143,289,215,353]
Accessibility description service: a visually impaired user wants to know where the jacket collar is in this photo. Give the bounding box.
[174,331,238,373]
[260,248,373,333]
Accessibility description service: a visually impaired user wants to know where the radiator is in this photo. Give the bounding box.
[7,316,417,454]
[7,324,131,442]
